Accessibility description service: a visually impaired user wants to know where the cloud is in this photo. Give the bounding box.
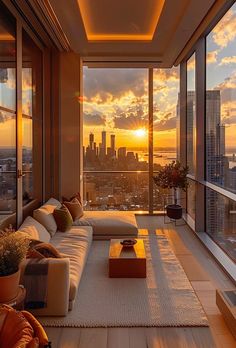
[219,56,236,65]
[214,71,236,91]
[153,68,179,82]
[83,68,147,103]
[83,112,106,126]
[113,104,148,130]
[154,113,176,131]
[212,9,236,48]
[0,111,14,123]
[207,50,218,64]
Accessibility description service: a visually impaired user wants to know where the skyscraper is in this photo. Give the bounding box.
[89,133,94,149]
[100,130,106,158]
[110,134,116,157]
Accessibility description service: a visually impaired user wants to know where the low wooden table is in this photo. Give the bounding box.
[109,239,146,278]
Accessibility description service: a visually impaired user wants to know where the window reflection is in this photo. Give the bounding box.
[22,30,43,205]
[0,4,16,224]
[187,53,196,175]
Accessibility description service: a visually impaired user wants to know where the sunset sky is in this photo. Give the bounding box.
[1,3,236,153]
[83,67,179,150]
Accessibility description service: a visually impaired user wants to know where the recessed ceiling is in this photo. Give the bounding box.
[78,0,165,41]
[47,0,220,67]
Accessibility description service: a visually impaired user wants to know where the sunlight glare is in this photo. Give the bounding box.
[134,128,147,137]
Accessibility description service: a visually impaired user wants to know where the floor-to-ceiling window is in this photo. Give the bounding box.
[153,67,180,211]
[0,1,44,227]
[187,53,196,176]
[0,4,16,224]
[181,1,236,269]
[83,66,179,212]
[22,29,43,206]
[205,2,236,261]
[83,67,149,211]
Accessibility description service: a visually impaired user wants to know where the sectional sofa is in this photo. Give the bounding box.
[18,198,138,316]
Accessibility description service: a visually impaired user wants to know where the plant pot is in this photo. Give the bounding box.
[0,269,20,303]
[166,204,182,220]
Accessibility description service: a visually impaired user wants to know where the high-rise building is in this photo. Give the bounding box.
[118,147,126,160]
[89,133,94,149]
[100,131,106,158]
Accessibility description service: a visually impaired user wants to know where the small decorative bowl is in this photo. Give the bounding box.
[120,239,137,247]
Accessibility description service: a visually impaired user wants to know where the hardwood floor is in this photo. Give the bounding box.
[44,216,236,348]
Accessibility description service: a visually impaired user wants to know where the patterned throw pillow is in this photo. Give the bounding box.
[27,241,61,259]
[63,198,84,221]
[53,205,73,232]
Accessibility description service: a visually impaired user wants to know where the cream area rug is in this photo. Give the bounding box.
[40,235,208,328]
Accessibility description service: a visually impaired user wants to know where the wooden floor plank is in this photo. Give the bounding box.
[44,327,62,348]
[59,328,81,348]
[190,328,216,348]
[129,328,147,348]
[107,328,129,348]
[177,255,209,281]
[78,328,108,348]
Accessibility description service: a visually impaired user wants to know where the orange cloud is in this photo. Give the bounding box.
[207,50,218,64]
[219,56,236,65]
[212,8,236,48]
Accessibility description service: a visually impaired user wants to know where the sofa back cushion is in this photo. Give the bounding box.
[18,216,51,243]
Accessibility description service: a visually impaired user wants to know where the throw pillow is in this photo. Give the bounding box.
[33,205,57,237]
[63,198,84,221]
[62,192,82,205]
[18,216,51,243]
[53,205,73,232]
[27,242,61,259]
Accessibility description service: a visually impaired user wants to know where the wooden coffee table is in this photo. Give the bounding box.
[109,239,146,278]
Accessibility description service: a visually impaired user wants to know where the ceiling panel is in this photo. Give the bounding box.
[47,0,219,67]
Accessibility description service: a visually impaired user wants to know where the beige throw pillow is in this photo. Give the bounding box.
[33,204,58,237]
[18,216,51,243]
[63,198,83,221]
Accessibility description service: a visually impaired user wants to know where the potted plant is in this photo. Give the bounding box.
[153,161,189,220]
[0,230,29,303]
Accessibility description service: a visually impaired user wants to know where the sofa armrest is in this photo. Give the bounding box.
[21,258,70,316]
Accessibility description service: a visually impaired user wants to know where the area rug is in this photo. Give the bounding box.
[40,235,208,328]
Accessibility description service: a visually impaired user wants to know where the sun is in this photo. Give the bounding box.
[134,128,147,137]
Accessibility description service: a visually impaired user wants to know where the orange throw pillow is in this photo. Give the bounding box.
[63,198,84,221]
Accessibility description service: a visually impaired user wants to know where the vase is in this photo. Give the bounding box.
[166,204,182,220]
[0,269,20,303]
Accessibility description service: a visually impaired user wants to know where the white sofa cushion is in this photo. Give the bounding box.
[18,216,51,243]
[73,211,138,238]
[33,198,61,236]
[50,226,93,302]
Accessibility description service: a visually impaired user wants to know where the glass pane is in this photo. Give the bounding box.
[153,67,180,210]
[206,3,236,194]
[83,172,148,211]
[83,67,148,211]
[22,30,43,205]
[187,179,196,220]
[187,53,196,175]
[0,4,16,225]
[206,187,236,262]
